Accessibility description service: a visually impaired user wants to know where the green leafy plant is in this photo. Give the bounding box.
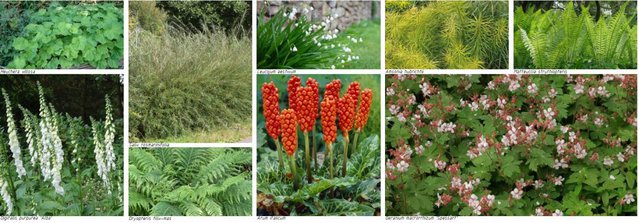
[257,5,369,69]
[386,1,508,69]
[515,2,637,69]
[1,82,123,216]
[385,74,637,216]
[257,75,380,216]
[129,148,252,216]
[7,3,123,69]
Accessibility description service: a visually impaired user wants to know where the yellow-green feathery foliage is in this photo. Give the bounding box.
[386,1,508,69]
[129,148,251,216]
[515,2,637,69]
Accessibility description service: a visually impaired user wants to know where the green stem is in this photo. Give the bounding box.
[289,153,299,190]
[5,166,20,215]
[304,132,312,183]
[328,143,334,179]
[351,132,360,156]
[342,134,349,177]
[275,139,284,173]
[312,126,317,171]
[78,167,83,216]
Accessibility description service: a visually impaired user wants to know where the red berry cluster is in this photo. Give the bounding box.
[261,82,280,139]
[279,109,297,157]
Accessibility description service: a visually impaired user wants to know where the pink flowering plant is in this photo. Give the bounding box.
[385,74,637,216]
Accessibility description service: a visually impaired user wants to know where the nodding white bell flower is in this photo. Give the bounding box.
[104,97,116,173]
[0,178,12,215]
[291,46,298,52]
[22,111,38,166]
[93,96,117,195]
[37,83,65,195]
[2,89,26,178]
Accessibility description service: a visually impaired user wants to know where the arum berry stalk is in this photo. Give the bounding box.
[353,89,372,153]
[320,95,337,179]
[338,82,358,177]
[279,109,298,189]
[295,83,316,183]
[261,82,283,170]
[307,78,320,172]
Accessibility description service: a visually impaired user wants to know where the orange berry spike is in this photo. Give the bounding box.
[295,86,315,132]
[324,79,341,101]
[261,82,280,140]
[347,81,361,104]
[279,109,298,157]
[355,89,373,132]
[287,75,301,111]
[306,78,319,121]
[320,96,337,144]
[338,93,357,136]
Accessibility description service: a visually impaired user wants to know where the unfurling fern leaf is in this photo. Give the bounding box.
[129,148,251,216]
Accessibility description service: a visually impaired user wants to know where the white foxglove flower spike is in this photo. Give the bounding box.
[2,89,27,178]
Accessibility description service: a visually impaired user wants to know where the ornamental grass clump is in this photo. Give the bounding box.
[257,75,380,216]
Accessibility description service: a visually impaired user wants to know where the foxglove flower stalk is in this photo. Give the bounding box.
[262,82,284,170]
[104,97,116,173]
[19,107,38,167]
[279,109,299,189]
[37,83,65,195]
[0,178,12,215]
[92,119,110,193]
[2,89,26,178]
[321,96,337,178]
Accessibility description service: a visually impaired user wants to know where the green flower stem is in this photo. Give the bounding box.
[342,134,349,177]
[328,143,334,179]
[304,132,312,183]
[275,139,285,172]
[289,153,299,190]
[351,132,360,156]
[5,165,20,215]
[312,126,317,171]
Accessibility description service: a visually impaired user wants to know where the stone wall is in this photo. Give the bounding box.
[258,1,379,31]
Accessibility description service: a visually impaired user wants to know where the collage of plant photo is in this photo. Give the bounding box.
[2,0,639,221]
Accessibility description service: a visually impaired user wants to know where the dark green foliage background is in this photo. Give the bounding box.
[0,75,123,126]
[157,1,251,34]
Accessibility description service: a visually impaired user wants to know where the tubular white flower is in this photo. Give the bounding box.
[104,97,116,172]
[2,89,26,177]
[0,178,12,215]
[20,108,38,167]
[92,120,108,191]
[48,107,64,195]
[37,83,64,195]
